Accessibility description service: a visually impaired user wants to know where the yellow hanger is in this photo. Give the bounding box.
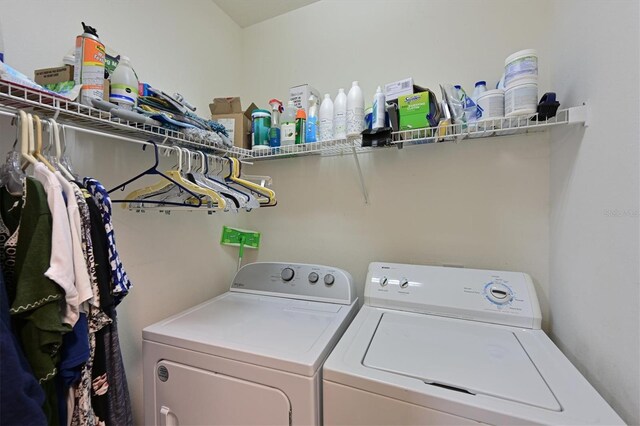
[227,157,276,206]
[33,115,56,172]
[123,147,226,210]
[20,112,38,171]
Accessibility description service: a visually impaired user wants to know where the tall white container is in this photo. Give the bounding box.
[333,88,347,139]
[373,86,386,129]
[319,94,334,141]
[346,81,364,136]
[109,56,139,109]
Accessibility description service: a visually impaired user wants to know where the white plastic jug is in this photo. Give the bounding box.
[110,56,139,109]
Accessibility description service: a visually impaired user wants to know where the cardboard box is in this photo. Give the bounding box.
[398,92,431,130]
[385,77,414,101]
[34,65,74,86]
[289,84,320,115]
[209,97,258,149]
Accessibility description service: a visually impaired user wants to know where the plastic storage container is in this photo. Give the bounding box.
[504,80,538,117]
[477,89,505,121]
[251,109,271,151]
[110,56,139,109]
[504,49,538,88]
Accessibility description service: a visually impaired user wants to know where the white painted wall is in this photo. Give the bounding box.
[548,1,640,424]
[0,1,244,423]
[241,0,554,324]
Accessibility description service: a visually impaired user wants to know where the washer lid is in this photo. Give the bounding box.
[363,312,561,411]
[143,292,356,376]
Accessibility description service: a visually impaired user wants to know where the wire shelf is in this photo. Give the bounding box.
[0,79,252,159]
[0,79,586,163]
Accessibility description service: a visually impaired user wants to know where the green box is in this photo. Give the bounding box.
[398,91,431,130]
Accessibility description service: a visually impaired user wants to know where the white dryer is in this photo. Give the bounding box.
[323,262,623,425]
[143,262,357,425]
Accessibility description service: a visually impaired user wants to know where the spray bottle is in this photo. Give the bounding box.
[305,95,319,143]
[74,22,106,106]
[281,100,297,146]
[295,108,306,144]
[268,99,283,147]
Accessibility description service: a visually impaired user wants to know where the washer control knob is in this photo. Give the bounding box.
[281,267,295,282]
[380,277,388,287]
[486,283,513,304]
[400,278,409,288]
[308,272,319,284]
[324,274,335,286]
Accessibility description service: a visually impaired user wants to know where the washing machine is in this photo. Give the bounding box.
[143,262,357,425]
[323,262,623,425]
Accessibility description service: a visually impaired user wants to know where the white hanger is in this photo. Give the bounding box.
[50,119,75,180]
[20,112,38,171]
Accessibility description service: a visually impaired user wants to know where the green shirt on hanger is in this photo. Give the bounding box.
[0,177,72,425]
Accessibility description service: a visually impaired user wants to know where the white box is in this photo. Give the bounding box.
[289,84,321,115]
[385,77,414,101]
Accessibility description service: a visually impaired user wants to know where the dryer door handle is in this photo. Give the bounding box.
[160,406,178,426]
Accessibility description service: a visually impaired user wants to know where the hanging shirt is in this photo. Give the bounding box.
[56,172,92,307]
[0,263,48,426]
[34,163,78,326]
[0,177,72,425]
[84,178,132,305]
[69,183,112,426]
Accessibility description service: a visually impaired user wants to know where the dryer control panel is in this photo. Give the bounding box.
[231,262,357,305]
[364,262,541,329]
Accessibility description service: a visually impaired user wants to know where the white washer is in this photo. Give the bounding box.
[323,262,623,425]
[143,262,357,425]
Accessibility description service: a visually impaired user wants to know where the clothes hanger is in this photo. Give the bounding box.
[1,112,27,195]
[20,112,38,171]
[187,151,243,211]
[162,148,227,210]
[226,157,277,206]
[50,119,75,181]
[109,141,204,209]
[33,115,56,172]
[204,156,261,210]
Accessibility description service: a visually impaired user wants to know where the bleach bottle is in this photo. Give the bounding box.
[110,56,139,109]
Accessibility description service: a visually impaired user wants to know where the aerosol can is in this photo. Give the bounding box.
[74,22,106,106]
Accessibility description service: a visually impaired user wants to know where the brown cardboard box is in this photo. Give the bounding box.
[209,97,258,149]
[103,79,110,101]
[34,65,74,86]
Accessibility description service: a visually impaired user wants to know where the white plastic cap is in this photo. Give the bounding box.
[376,86,382,92]
[120,55,131,63]
[352,81,359,86]
[324,93,331,99]
[338,88,345,94]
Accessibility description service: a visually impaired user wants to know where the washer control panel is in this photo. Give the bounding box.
[364,262,541,329]
[231,262,356,305]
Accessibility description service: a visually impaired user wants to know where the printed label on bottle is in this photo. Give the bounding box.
[347,107,364,135]
[334,112,346,138]
[110,83,138,106]
[281,123,296,146]
[319,118,333,141]
[77,36,106,104]
[305,117,318,143]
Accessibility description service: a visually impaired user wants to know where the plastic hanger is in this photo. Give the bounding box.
[33,115,56,172]
[226,157,276,206]
[49,119,75,181]
[187,151,243,211]
[165,148,227,209]
[20,112,38,171]
[108,141,204,208]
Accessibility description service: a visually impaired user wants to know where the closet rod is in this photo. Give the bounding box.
[0,107,253,165]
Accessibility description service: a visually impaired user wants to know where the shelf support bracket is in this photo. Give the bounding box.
[567,103,589,127]
[351,146,369,204]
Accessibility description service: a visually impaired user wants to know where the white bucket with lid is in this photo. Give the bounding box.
[505,79,538,117]
[504,49,538,89]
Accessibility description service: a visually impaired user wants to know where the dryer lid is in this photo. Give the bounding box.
[363,312,561,411]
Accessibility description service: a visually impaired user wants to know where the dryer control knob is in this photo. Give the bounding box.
[486,283,513,305]
[400,278,409,288]
[380,277,388,287]
[324,274,335,286]
[281,267,295,282]
[308,272,319,284]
